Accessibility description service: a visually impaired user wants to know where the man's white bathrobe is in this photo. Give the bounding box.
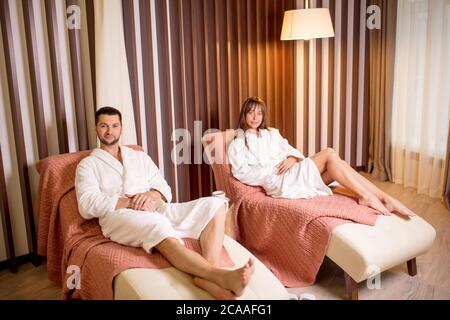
[228,129,332,199]
[75,146,227,252]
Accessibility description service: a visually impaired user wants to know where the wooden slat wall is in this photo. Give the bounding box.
[0,0,380,268]
[22,0,48,159]
[298,0,370,169]
[123,0,296,200]
[67,0,89,151]
[138,0,159,165]
[85,0,96,113]
[168,0,190,202]
[0,0,37,260]
[0,0,96,266]
[122,0,142,147]
[44,0,69,154]
[0,144,16,272]
[154,0,177,198]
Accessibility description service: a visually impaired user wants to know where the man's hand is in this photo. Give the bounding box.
[139,200,162,212]
[126,192,154,210]
[276,156,302,175]
[126,190,165,211]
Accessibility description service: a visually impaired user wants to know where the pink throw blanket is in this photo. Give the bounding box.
[36,148,233,300]
[211,163,378,287]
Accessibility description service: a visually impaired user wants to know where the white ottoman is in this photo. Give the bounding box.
[113,235,290,300]
[326,214,436,299]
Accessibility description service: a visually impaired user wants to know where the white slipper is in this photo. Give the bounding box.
[299,293,316,300]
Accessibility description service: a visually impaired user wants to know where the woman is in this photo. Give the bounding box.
[227,97,415,217]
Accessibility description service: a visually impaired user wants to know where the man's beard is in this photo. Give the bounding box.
[98,136,120,146]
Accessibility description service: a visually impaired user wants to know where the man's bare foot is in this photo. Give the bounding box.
[358,195,391,215]
[384,197,416,217]
[222,258,255,297]
[193,277,236,300]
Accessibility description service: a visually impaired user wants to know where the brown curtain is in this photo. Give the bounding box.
[367,0,397,181]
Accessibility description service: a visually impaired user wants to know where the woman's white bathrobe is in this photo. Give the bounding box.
[228,129,332,199]
[75,146,227,252]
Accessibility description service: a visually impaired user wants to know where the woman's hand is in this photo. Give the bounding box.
[276,156,302,175]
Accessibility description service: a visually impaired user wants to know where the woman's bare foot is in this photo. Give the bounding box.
[383,200,395,213]
[193,277,236,300]
[358,195,391,215]
[222,258,255,297]
[383,196,416,217]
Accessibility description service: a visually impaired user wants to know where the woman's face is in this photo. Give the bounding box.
[245,105,263,130]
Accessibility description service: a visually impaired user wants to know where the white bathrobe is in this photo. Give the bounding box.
[75,146,227,252]
[228,129,332,199]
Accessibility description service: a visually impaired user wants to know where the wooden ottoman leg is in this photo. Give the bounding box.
[344,272,358,300]
[407,258,417,276]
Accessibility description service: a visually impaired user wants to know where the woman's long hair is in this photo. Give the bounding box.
[236,97,268,132]
[235,97,269,146]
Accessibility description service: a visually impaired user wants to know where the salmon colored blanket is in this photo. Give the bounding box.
[36,148,233,300]
[211,163,378,287]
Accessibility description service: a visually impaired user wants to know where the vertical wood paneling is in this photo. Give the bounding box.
[327,0,335,148]
[0,0,37,256]
[0,0,99,266]
[215,0,230,131]
[154,0,177,198]
[237,0,248,108]
[247,0,258,97]
[256,0,266,98]
[85,0,96,111]
[203,0,215,131]
[203,0,216,191]
[296,0,374,168]
[122,0,142,147]
[0,145,16,272]
[281,0,287,133]
[303,40,310,154]
[265,0,273,117]
[351,0,361,167]
[0,0,385,268]
[44,0,69,154]
[22,0,48,159]
[190,0,202,197]
[192,0,212,197]
[67,0,88,151]
[124,0,296,199]
[284,0,295,144]
[227,0,239,128]
[315,0,323,153]
[0,0,114,265]
[169,0,190,202]
[139,0,159,164]
[338,0,348,159]
[180,0,201,200]
[274,0,283,131]
[363,4,370,168]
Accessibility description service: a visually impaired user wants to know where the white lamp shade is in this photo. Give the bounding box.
[281,8,335,41]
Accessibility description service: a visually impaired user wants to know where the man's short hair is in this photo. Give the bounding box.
[95,106,122,125]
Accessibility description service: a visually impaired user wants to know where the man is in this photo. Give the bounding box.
[75,106,254,299]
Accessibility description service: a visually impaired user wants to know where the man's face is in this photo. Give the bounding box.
[96,114,122,146]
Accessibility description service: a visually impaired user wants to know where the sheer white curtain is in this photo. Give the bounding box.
[391,0,450,198]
